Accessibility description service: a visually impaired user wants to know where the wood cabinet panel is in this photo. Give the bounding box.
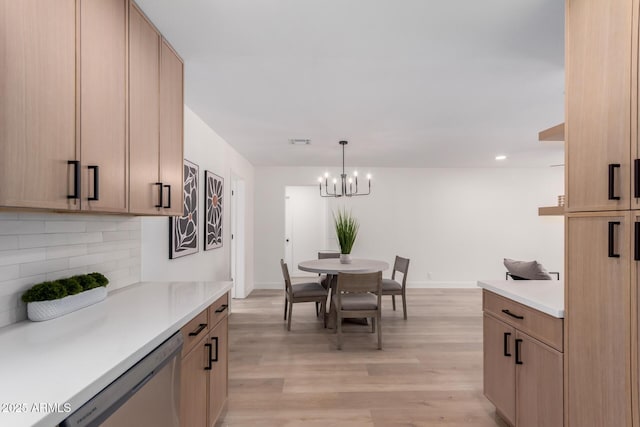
[515,332,563,427]
[129,2,160,215]
[483,313,516,426]
[160,39,184,216]
[566,0,632,211]
[208,316,228,426]
[80,0,128,212]
[0,0,77,210]
[209,293,229,329]
[566,212,632,427]
[180,334,209,427]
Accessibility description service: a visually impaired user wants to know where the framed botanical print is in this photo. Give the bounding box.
[205,171,223,250]
[169,160,199,259]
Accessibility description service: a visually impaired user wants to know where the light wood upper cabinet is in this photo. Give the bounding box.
[80,0,128,213]
[566,212,632,427]
[160,39,184,216]
[129,3,161,215]
[0,0,78,210]
[566,0,632,212]
[483,314,516,425]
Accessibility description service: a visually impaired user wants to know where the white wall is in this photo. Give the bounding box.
[141,106,255,296]
[0,213,141,327]
[255,166,564,287]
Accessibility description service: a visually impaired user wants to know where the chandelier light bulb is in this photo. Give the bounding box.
[317,177,322,183]
[333,178,338,184]
[348,177,353,184]
[353,171,358,177]
[366,173,372,180]
[324,172,329,178]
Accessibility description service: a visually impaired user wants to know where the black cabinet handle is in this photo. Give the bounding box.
[609,163,621,200]
[67,160,80,199]
[215,304,228,313]
[635,222,640,261]
[88,165,99,201]
[204,343,212,370]
[609,221,621,258]
[635,159,640,198]
[163,184,171,209]
[501,309,524,320]
[188,323,207,337]
[155,182,163,208]
[503,332,512,357]
[515,338,523,365]
[211,337,219,362]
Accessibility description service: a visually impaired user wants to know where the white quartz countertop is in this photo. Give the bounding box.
[477,280,564,318]
[0,280,232,427]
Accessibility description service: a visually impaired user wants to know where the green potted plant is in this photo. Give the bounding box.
[22,273,109,321]
[333,208,359,264]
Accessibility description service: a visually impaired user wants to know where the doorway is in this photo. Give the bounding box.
[230,176,246,298]
[284,186,328,277]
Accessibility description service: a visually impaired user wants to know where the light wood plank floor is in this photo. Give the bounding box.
[219,288,507,427]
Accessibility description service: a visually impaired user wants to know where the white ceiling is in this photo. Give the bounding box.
[137,0,565,168]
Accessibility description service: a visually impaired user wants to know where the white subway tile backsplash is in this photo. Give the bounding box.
[45,221,87,233]
[0,213,141,327]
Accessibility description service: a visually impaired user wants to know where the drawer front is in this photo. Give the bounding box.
[483,290,563,352]
[209,292,229,328]
[181,308,209,357]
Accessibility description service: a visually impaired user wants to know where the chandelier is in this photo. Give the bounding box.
[318,141,371,197]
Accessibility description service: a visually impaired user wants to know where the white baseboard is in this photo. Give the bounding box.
[253,280,477,290]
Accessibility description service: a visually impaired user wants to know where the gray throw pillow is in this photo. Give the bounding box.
[503,258,553,280]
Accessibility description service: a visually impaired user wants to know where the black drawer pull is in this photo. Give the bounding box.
[501,309,524,320]
[211,337,219,362]
[635,159,640,198]
[204,343,212,370]
[68,160,80,199]
[515,338,523,365]
[609,221,621,258]
[635,222,640,261]
[609,163,621,200]
[503,332,512,357]
[155,182,163,208]
[88,165,99,201]
[215,304,228,313]
[163,184,171,209]
[188,323,207,337]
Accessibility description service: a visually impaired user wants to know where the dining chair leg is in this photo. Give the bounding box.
[315,302,319,317]
[377,311,382,350]
[284,296,288,320]
[320,300,326,328]
[402,292,407,320]
[337,313,343,350]
[287,301,293,331]
[392,295,396,311]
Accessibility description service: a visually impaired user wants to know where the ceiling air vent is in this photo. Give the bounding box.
[289,139,310,145]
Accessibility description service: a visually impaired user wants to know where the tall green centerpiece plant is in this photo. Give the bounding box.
[333,208,359,264]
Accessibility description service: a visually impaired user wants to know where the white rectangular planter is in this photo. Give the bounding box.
[27,287,108,322]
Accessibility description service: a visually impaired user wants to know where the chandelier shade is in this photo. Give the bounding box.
[318,141,371,198]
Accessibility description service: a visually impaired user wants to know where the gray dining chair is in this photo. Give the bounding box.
[381,256,410,319]
[333,271,383,350]
[280,259,328,331]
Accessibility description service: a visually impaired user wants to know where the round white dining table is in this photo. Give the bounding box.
[298,258,389,275]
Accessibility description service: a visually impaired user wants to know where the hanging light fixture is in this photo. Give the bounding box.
[318,140,371,197]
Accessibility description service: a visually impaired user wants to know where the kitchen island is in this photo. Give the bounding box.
[477,279,564,427]
[0,280,232,427]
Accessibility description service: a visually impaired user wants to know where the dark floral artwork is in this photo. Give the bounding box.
[169,160,199,259]
[205,171,223,250]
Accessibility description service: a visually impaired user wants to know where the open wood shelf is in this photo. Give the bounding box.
[538,123,565,142]
[538,206,565,216]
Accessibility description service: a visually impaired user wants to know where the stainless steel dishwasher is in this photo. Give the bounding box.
[60,332,183,427]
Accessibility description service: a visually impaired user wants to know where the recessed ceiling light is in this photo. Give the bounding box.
[495,155,507,161]
[289,139,310,145]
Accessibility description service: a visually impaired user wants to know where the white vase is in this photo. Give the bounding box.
[340,253,352,264]
[27,287,108,322]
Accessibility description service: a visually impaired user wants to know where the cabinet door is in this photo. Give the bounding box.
[160,39,184,216]
[515,332,563,427]
[483,314,515,425]
[0,0,77,210]
[129,3,161,215]
[566,0,632,211]
[80,0,128,212]
[566,213,632,426]
[208,316,228,426]
[180,334,209,427]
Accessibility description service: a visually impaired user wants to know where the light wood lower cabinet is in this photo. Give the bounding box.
[482,291,563,427]
[180,293,229,427]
